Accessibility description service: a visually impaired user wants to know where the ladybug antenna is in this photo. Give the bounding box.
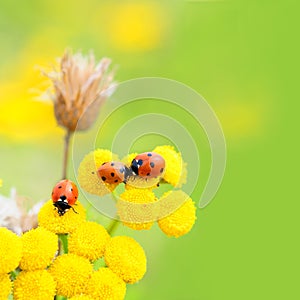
[71,206,78,214]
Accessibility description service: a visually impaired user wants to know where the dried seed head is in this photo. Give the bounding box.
[45,50,116,132]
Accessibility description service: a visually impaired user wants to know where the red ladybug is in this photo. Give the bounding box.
[98,161,128,184]
[51,180,78,216]
[130,152,165,178]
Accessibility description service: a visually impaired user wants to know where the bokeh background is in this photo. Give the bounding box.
[0,0,298,299]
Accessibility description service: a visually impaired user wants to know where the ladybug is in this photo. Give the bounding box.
[98,161,128,184]
[130,152,165,178]
[51,180,78,216]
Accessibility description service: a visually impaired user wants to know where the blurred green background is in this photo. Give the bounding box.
[0,0,298,299]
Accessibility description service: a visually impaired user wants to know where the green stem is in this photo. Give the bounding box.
[107,218,120,235]
[10,269,19,280]
[58,234,68,254]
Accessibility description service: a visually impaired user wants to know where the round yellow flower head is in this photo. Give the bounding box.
[118,188,156,230]
[0,227,22,273]
[0,274,12,299]
[78,149,119,196]
[69,221,110,261]
[104,236,147,284]
[49,254,93,298]
[69,296,94,300]
[38,199,86,234]
[157,190,197,238]
[153,145,187,187]
[86,268,126,300]
[13,270,56,300]
[19,227,58,271]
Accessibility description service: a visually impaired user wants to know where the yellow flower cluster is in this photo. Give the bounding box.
[78,146,196,237]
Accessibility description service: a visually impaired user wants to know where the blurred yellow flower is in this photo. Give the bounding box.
[104,236,146,284]
[68,221,110,261]
[86,268,126,300]
[158,190,196,238]
[20,227,58,271]
[153,145,187,187]
[78,149,119,196]
[13,270,56,300]
[102,2,169,52]
[0,179,2,187]
[38,199,86,234]
[49,254,93,298]
[0,227,22,274]
[0,274,12,299]
[118,188,156,230]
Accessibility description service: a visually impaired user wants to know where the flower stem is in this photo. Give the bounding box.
[58,234,68,254]
[62,130,73,179]
[107,218,120,235]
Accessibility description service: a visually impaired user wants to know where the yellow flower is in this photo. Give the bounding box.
[0,227,22,274]
[44,50,116,132]
[69,221,110,261]
[49,254,93,298]
[38,200,86,234]
[0,179,2,187]
[86,268,126,300]
[118,188,156,230]
[13,270,56,300]
[157,191,196,238]
[104,236,146,284]
[19,227,58,271]
[69,296,94,300]
[102,2,169,52]
[0,274,12,299]
[78,149,119,196]
[153,145,187,187]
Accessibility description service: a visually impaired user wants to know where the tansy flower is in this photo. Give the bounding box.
[49,254,93,297]
[78,149,119,196]
[157,190,196,238]
[13,270,56,300]
[38,200,86,234]
[86,268,126,300]
[118,188,156,230]
[104,236,146,284]
[19,227,58,271]
[44,50,116,132]
[0,227,22,273]
[153,145,187,187]
[69,296,94,300]
[0,274,12,299]
[68,221,110,261]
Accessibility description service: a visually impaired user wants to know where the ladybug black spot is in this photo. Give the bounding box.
[147,153,152,156]
[71,188,73,191]
[102,176,106,181]
[147,173,150,176]
[114,179,118,183]
[150,162,155,168]
[111,172,115,177]
[111,162,115,166]
[138,159,143,166]
[160,168,164,173]
[58,186,62,189]
[75,196,77,199]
